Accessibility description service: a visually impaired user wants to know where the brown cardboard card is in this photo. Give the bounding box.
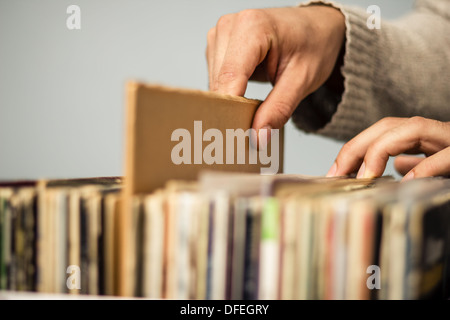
[123,81,284,196]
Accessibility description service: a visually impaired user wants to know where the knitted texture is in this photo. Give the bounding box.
[291,0,450,142]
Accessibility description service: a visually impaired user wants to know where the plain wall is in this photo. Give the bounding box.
[0,0,415,180]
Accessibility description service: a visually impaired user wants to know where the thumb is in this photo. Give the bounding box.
[252,67,306,131]
[402,147,450,182]
[394,155,425,176]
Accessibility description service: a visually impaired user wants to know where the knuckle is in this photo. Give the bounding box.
[215,69,246,95]
[340,140,356,157]
[236,9,264,23]
[216,14,233,29]
[235,9,272,37]
[366,140,389,163]
[216,69,245,92]
[407,116,427,128]
[377,117,402,130]
[217,70,238,85]
[378,117,396,126]
[369,139,383,153]
[271,101,293,125]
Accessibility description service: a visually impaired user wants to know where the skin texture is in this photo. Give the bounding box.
[326,117,450,181]
[206,6,346,133]
[207,6,449,180]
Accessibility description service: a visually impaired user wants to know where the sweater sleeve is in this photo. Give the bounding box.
[291,0,450,142]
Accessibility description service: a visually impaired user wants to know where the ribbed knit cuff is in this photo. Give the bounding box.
[292,1,381,142]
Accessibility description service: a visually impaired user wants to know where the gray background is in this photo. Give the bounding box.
[0,0,415,180]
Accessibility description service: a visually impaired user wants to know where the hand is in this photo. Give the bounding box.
[326,117,450,181]
[206,6,346,133]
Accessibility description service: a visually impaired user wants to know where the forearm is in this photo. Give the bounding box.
[292,0,450,141]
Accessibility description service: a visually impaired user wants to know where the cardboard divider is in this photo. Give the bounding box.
[119,82,284,296]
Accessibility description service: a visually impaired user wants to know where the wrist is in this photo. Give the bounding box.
[301,4,346,96]
[307,4,345,43]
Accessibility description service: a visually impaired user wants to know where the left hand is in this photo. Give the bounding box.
[326,117,450,181]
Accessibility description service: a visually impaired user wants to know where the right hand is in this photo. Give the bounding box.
[206,5,346,133]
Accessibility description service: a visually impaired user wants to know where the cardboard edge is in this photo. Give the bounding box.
[119,81,140,296]
[129,81,262,106]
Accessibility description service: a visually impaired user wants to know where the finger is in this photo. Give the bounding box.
[206,27,216,89]
[328,117,407,177]
[251,62,308,133]
[361,117,450,179]
[394,155,425,176]
[213,10,272,96]
[402,147,450,181]
[211,14,235,91]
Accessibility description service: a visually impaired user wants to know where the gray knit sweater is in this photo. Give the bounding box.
[292,0,450,142]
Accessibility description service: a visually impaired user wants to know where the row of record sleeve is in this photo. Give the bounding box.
[1,172,450,300]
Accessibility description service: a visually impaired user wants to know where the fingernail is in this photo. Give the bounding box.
[357,162,366,179]
[258,126,272,151]
[363,168,377,179]
[326,162,338,177]
[402,171,415,182]
[365,171,377,179]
